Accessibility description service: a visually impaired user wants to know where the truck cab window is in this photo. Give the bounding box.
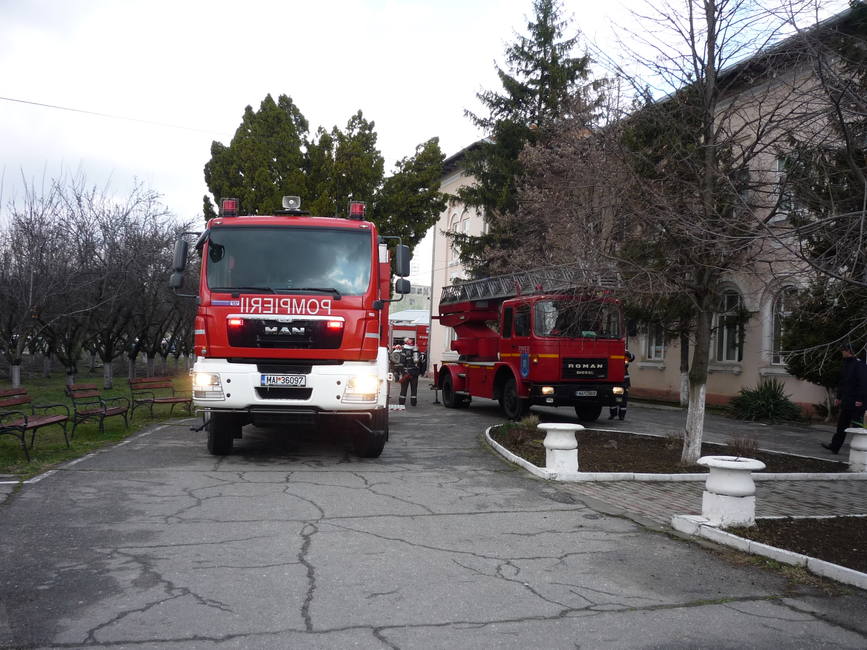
[502,308,513,338]
[514,304,531,337]
[206,226,372,295]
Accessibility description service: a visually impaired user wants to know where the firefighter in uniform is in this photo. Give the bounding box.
[398,337,420,407]
[610,350,635,420]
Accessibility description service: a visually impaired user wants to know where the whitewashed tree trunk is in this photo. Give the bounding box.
[103,363,114,390]
[683,382,707,463]
[11,365,21,388]
[679,332,690,406]
[682,302,713,465]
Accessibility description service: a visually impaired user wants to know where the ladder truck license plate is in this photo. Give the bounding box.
[575,390,597,397]
[261,374,307,387]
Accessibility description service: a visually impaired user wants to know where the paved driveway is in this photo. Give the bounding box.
[1,394,866,648]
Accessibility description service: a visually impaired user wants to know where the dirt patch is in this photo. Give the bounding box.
[730,517,867,574]
[490,425,865,576]
[488,427,848,474]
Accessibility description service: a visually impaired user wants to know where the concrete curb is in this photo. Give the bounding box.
[671,514,867,591]
[484,426,867,482]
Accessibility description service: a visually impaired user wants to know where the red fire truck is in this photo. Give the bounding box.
[436,265,628,421]
[170,196,410,458]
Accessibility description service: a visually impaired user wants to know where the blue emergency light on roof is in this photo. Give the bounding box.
[221,198,239,217]
[348,201,366,220]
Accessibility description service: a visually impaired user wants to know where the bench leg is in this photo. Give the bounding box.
[2,430,30,462]
[19,431,30,462]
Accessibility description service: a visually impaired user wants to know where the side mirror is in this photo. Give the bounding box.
[172,239,189,272]
[169,272,184,289]
[394,244,410,278]
[394,278,411,295]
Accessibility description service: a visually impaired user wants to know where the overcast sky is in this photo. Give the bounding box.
[0,0,630,220]
[0,0,847,282]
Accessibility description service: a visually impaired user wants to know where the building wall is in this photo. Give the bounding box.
[398,284,431,312]
[429,162,482,373]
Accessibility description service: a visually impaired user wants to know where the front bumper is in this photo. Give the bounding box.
[528,383,623,408]
[191,356,389,415]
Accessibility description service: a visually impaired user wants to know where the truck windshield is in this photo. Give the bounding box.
[206,226,372,296]
[535,299,621,339]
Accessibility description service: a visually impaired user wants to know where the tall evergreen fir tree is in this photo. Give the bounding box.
[453,0,601,277]
[202,94,445,257]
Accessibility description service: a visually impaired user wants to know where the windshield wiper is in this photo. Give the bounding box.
[285,287,342,299]
[210,286,276,294]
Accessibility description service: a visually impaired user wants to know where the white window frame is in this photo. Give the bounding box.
[645,324,665,361]
[715,290,744,363]
[771,287,796,366]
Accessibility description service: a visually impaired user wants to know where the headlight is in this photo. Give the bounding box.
[541,386,555,395]
[193,372,224,400]
[613,386,625,395]
[343,374,379,402]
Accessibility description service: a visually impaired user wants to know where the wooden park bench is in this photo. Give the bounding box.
[0,388,70,461]
[65,384,129,436]
[128,376,192,419]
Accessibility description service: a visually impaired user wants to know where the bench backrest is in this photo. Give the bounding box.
[130,378,175,390]
[66,384,101,401]
[0,388,30,410]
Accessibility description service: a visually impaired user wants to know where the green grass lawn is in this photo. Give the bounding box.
[1,373,193,481]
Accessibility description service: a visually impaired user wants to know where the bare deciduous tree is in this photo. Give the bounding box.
[518,0,843,463]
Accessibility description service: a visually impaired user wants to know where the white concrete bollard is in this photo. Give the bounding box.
[847,428,867,472]
[697,455,766,528]
[539,422,583,478]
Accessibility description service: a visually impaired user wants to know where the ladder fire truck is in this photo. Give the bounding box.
[170,196,410,458]
[435,265,628,421]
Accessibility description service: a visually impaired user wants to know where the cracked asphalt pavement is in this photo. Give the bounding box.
[1,390,866,648]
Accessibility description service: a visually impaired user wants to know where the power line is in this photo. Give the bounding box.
[0,94,220,135]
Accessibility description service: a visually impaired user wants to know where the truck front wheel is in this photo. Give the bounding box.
[500,376,529,420]
[574,405,602,422]
[354,409,388,458]
[441,373,468,409]
[207,413,239,455]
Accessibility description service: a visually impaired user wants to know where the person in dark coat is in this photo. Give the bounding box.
[822,342,867,454]
[609,350,635,420]
[398,337,420,407]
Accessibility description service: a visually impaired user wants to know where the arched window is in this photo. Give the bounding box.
[448,213,460,265]
[716,290,744,362]
[771,288,796,365]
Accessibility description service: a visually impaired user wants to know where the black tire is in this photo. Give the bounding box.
[354,410,388,458]
[207,413,238,455]
[441,373,464,409]
[500,376,529,420]
[574,404,602,422]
